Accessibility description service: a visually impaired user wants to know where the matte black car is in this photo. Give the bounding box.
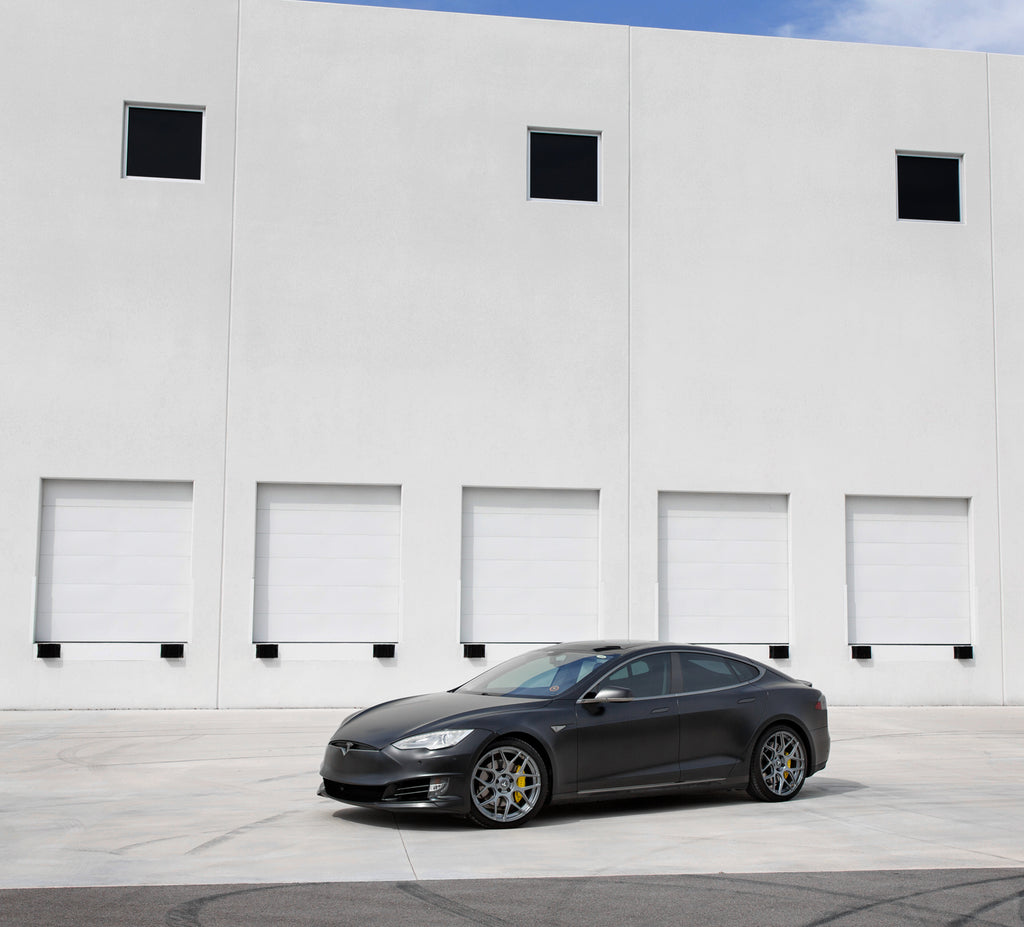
[318,641,830,828]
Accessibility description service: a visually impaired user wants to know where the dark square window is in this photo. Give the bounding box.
[897,154,960,222]
[125,106,203,180]
[529,131,598,202]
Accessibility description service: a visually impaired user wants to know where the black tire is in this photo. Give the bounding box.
[746,725,807,802]
[467,738,549,829]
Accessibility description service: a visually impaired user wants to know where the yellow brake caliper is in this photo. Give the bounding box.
[514,764,525,803]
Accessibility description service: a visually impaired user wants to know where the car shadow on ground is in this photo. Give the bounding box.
[329,776,866,832]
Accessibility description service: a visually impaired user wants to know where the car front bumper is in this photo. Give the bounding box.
[318,730,493,815]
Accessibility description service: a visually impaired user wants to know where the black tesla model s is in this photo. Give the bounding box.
[318,641,830,828]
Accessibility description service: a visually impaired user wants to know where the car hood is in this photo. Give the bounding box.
[330,691,542,749]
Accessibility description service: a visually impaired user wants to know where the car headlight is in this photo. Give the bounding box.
[392,729,475,751]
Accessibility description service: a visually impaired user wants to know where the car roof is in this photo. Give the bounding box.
[550,640,747,658]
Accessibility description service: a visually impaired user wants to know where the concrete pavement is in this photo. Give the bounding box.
[1,707,1022,889]
[5,870,1024,927]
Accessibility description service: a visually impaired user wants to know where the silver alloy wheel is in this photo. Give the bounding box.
[470,744,544,823]
[758,729,806,797]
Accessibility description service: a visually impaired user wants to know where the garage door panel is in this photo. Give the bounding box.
[848,496,966,518]
[41,529,193,558]
[43,503,192,534]
[851,616,971,645]
[460,488,599,644]
[257,556,399,587]
[845,541,969,567]
[259,483,399,506]
[661,537,787,565]
[33,611,189,643]
[847,518,967,546]
[660,588,789,619]
[42,479,193,504]
[463,586,598,617]
[658,493,789,644]
[848,588,971,621]
[462,512,596,540]
[465,487,595,511]
[38,555,192,586]
[254,484,401,643]
[659,515,786,543]
[846,496,971,645]
[664,493,788,515]
[257,614,397,643]
[36,480,193,644]
[481,615,586,644]
[846,563,971,591]
[256,508,400,536]
[258,531,397,560]
[463,558,598,589]
[42,582,192,614]
[464,535,597,562]
[670,616,790,644]
[257,583,399,615]
[662,562,788,591]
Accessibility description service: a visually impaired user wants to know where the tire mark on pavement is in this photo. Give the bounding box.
[165,885,279,927]
[185,812,294,855]
[947,882,1024,927]
[396,882,511,927]
[618,870,1024,927]
[796,870,1024,927]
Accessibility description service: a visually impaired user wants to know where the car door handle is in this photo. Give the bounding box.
[650,706,669,714]
[737,697,755,704]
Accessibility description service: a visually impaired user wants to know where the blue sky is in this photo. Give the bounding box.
[311,0,1024,54]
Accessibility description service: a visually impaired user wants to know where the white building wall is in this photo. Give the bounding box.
[989,53,1024,706]
[629,29,1003,704]
[0,0,1019,707]
[216,0,630,706]
[0,0,239,707]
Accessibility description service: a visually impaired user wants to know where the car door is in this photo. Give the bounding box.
[676,653,767,783]
[574,652,680,794]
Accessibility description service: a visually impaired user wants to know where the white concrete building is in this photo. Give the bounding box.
[3,0,1023,708]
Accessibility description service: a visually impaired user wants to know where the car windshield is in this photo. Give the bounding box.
[458,649,617,699]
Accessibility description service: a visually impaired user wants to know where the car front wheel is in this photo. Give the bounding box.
[467,738,548,828]
[747,725,807,802]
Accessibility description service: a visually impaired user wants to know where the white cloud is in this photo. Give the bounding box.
[779,0,1024,54]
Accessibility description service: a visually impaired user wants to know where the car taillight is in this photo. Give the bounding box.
[815,695,827,711]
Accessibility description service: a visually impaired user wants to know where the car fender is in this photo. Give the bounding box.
[472,709,577,800]
[743,713,817,772]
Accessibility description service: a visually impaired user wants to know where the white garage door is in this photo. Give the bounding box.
[35,480,193,643]
[658,492,789,644]
[461,488,599,644]
[846,496,971,645]
[253,484,400,643]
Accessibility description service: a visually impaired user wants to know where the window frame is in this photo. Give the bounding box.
[603,651,676,699]
[677,651,764,695]
[579,649,764,703]
[122,102,206,183]
[895,150,963,224]
[527,127,601,204]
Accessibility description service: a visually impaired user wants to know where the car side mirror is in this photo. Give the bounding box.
[581,685,634,704]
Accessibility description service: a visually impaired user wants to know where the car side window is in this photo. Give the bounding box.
[728,659,759,683]
[679,654,758,693]
[607,653,672,698]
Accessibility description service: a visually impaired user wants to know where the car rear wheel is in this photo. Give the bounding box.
[747,725,807,802]
[468,738,548,828]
